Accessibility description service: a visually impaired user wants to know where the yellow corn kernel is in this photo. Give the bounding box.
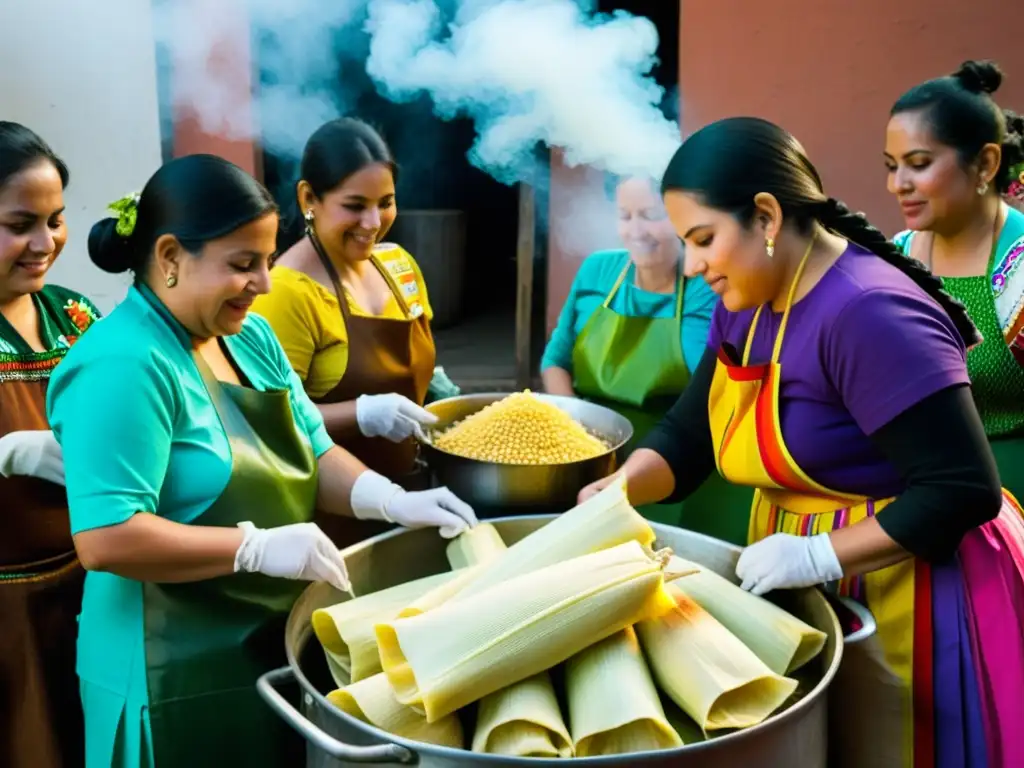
[432,391,608,465]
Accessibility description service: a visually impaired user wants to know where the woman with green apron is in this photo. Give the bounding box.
[541,175,750,542]
[885,59,1024,502]
[46,155,476,768]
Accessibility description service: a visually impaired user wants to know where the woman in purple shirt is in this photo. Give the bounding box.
[581,117,1024,768]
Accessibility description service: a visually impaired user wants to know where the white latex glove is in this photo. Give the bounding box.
[233,521,352,596]
[0,430,64,485]
[355,393,438,442]
[350,470,477,539]
[735,533,843,596]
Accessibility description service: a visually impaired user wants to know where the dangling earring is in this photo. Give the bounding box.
[977,180,989,195]
[765,237,775,259]
[166,273,178,288]
[304,208,315,232]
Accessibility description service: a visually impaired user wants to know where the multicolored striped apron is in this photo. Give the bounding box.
[707,248,1024,767]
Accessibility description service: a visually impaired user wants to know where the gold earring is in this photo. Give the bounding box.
[166,273,178,288]
[977,181,989,195]
[766,237,775,259]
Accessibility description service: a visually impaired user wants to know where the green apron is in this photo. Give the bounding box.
[141,347,319,766]
[571,259,751,541]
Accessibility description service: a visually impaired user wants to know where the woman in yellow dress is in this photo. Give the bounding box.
[253,118,460,546]
[581,117,1024,767]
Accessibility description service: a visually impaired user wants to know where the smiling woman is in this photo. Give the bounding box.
[46,154,476,768]
[0,121,100,768]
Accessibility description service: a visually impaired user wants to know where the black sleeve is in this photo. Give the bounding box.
[638,345,717,503]
[870,384,1002,562]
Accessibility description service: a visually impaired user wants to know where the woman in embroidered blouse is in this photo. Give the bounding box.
[0,121,100,768]
[885,59,1024,502]
[46,154,476,768]
[253,118,463,546]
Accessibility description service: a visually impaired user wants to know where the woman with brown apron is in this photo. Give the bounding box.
[541,176,751,542]
[580,117,1024,767]
[0,121,101,768]
[46,154,476,768]
[254,118,470,547]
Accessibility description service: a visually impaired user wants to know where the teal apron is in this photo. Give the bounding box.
[571,259,751,542]
[141,346,319,766]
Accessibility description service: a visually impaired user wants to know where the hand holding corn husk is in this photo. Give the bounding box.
[736,533,843,596]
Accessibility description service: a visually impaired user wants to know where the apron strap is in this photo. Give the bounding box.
[307,231,412,322]
[602,260,632,308]
[603,255,686,322]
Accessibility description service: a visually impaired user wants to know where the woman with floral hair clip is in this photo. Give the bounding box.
[0,121,101,768]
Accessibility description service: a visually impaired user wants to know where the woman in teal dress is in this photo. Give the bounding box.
[885,59,1024,501]
[46,154,477,768]
[0,121,101,768]
[541,175,750,543]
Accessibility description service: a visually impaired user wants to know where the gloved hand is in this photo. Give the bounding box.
[0,430,64,485]
[735,532,843,596]
[355,393,438,442]
[350,470,477,539]
[233,521,352,595]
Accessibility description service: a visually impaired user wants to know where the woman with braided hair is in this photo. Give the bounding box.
[579,116,1024,767]
[886,59,1024,502]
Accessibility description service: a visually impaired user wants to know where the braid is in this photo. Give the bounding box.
[817,198,981,347]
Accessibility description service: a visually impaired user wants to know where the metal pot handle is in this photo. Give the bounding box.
[834,595,877,645]
[257,666,417,764]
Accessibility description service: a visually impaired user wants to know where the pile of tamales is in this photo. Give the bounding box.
[311,476,827,759]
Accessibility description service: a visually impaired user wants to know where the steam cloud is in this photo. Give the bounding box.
[156,0,679,186]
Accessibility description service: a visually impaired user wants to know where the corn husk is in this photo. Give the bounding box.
[324,648,351,688]
[446,523,507,570]
[399,475,656,619]
[637,584,798,732]
[327,673,464,748]
[566,627,683,756]
[668,556,826,674]
[376,540,677,723]
[472,673,573,758]
[312,570,458,682]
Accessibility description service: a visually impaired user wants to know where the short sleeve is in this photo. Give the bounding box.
[246,314,333,458]
[681,278,717,370]
[47,352,177,534]
[251,269,322,381]
[541,265,589,371]
[827,288,970,435]
[405,253,434,321]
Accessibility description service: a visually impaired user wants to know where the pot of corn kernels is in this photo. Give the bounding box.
[416,391,633,512]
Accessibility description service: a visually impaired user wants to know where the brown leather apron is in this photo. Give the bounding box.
[0,376,85,768]
[308,235,436,548]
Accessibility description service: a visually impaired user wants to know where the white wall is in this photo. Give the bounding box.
[0,0,164,312]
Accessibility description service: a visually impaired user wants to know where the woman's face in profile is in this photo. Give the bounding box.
[615,177,681,272]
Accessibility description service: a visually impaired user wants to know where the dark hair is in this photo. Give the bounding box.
[891,60,1024,193]
[662,117,979,347]
[277,118,396,251]
[0,121,70,191]
[88,154,277,275]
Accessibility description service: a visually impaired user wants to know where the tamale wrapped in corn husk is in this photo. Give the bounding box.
[566,627,683,756]
[327,673,464,748]
[446,522,507,570]
[312,570,458,682]
[455,526,574,757]
[376,540,678,723]
[668,556,826,674]
[472,673,574,758]
[400,475,655,619]
[637,583,798,732]
[324,647,351,688]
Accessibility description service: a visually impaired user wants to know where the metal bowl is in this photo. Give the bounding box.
[419,393,633,510]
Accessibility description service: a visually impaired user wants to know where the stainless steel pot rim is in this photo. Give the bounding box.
[422,392,634,464]
[282,516,848,764]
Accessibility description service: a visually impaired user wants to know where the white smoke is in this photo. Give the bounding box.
[364,0,680,185]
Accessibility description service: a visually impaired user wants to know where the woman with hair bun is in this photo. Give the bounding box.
[580,116,1024,767]
[886,59,1024,502]
[46,154,476,767]
[0,121,99,768]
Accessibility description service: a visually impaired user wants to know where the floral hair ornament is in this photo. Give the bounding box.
[107,191,141,237]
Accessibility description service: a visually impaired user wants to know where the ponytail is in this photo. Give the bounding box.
[817,198,980,347]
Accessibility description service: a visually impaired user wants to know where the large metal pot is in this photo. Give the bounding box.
[259,517,874,767]
[419,393,633,510]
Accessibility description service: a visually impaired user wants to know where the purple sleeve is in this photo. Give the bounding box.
[826,288,970,435]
